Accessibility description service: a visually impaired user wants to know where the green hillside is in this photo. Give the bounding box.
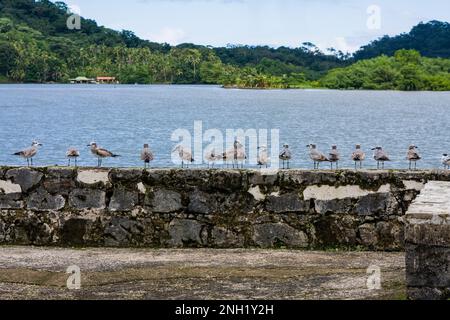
[0,0,450,90]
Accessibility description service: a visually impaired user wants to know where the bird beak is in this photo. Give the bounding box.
[38,143,43,146]
[87,144,91,147]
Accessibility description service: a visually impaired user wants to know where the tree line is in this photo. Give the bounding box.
[0,0,450,90]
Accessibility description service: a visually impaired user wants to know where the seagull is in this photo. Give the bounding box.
[279,144,292,169]
[328,145,340,169]
[257,146,270,168]
[173,145,194,168]
[307,144,329,169]
[224,140,247,169]
[141,144,154,169]
[407,145,421,170]
[87,142,120,167]
[66,147,80,167]
[372,146,390,169]
[351,144,366,169]
[442,154,450,170]
[205,149,220,168]
[13,141,42,166]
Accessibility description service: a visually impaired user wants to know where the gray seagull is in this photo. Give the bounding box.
[13,141,42,166]
[307,144,329,169]
[372,146,390,169]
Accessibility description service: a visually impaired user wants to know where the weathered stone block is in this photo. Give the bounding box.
[6,168,43,193]
[187,191,219,214]
[109,189,138,211]
[406,244,450,288]
[167,219,205,247]
[0,179,22,194]
[252,223,308,248]
[43,168,76,195]
[147,189,182,213]
[211,227,245,247]
[69,189,106,209]
[77,169,109,185]
[355,193,389,216]
[314,198,353,215]
[0,193,24,209]
[104,217,144,246]
[27,188,65,211]
[315,215,358,246]
[109,169,143,183]
[266,193,309,213]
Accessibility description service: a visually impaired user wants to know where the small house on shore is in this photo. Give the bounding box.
[69,76,119,84]
[69,76,96,84]
[96,76,119,84]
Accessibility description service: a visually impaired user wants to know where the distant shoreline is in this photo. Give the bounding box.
[0,82,449,92]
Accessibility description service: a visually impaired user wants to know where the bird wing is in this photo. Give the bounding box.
[352,151,366,161]
[407,150,421,160]
[15,147,36,158]
[97,148,114,157]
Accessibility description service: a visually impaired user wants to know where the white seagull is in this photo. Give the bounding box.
[257,146,270,168]
[173,145,194,168]
[442,154,450,170]
[307,144,329,169]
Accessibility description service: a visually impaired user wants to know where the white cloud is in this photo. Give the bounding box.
[148,27,187,44]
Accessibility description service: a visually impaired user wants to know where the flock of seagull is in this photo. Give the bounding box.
[9,140,450,170]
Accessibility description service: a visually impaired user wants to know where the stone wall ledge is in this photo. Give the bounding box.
[1,167,450,250]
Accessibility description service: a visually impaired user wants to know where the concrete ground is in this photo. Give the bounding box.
[0,247,406,300]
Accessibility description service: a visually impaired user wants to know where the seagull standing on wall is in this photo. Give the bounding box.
[441,154,450,170]
[257,146,270,168]
[372,146,390,169]
[407,145,421,170]
[279,144,292,169]
[307,144,329,169]
[13,141,42,166]
[87,142,120,167]
[351,144,366,169]
[66,147,80,167]
[328,145,340,169]
[205,149,220,168]
[141,144,154,169]
[173,145,194,168]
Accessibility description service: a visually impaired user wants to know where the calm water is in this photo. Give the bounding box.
[0,84,449,169]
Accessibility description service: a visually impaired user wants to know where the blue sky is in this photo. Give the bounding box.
[60,0,450,52]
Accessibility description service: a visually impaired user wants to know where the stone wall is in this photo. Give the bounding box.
[405,181,450,300]
[1,167,450,249]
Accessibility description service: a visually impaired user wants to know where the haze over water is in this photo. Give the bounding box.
[0,84,449,169]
